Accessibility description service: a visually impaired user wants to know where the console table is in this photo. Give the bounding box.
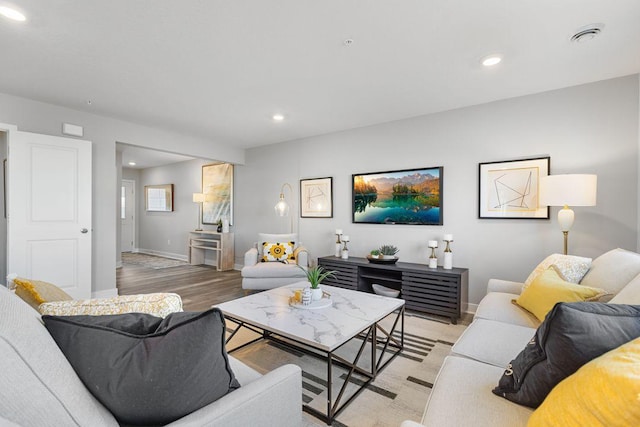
[318,256,468,323]
[188,231,234,271]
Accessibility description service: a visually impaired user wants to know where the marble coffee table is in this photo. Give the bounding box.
[217,282,405,424]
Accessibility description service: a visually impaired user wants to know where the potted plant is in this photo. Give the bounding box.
[379,244,399,260]
[299,265,336,301]
[370,249,380,259]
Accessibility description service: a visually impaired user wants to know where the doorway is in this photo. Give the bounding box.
[121,179,135,252]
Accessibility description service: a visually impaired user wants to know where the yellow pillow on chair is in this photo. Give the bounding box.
[515,268,607,321]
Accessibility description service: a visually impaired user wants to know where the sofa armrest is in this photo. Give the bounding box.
[487,279,523,295]
[294,246,309,268]
[244,247,259,267]
[167,364,302,427]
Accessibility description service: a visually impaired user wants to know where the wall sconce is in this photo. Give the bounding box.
[540,174,597,255]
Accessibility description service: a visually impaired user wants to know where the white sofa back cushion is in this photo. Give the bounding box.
[0,287,117,427]
[609,272,640,305]
[580,248,640,298]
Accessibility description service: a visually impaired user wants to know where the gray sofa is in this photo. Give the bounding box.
[401,248,640,427]
[0,286,303,427]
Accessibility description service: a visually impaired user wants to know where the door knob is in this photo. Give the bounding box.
[81,228,89,234]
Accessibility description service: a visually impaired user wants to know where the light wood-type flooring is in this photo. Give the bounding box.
[116,261,244,311]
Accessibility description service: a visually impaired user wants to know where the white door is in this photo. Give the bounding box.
[121,179,135,252]
[7,130,92,299]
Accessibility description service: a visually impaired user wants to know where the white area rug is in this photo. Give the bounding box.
[121,252,187,269]
[226,312,467,427]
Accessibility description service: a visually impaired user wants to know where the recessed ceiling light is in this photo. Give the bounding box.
[0,6,26,21]
[128,162,136,166]
[273,114,284,121]
[481,55,502,67]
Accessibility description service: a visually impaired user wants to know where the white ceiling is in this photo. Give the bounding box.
[1,1,639,151]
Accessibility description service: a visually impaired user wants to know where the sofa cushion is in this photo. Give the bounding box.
[43,308,240,426]
[528,337,640,427]
[38,292,183,317]
[523,253,591,288]
[10,276,73,310]
[609,272,640,305]
[492,302,640,408]
[474,292,540,328]
[242,262,308,278]
[451,319,535,368]
[0,287,117,427]
[421,356,533,427]
[515,268,607,321]
[580,248,640,298]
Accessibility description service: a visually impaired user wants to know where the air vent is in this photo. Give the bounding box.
[570,24,604,43]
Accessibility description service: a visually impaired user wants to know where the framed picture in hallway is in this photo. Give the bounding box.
[300,177,333,218]
[202,163,233,225]
[478,156,550,219]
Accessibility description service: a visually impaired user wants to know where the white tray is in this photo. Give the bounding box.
[289,298,332,310]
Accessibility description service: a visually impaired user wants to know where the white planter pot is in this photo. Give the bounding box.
[382,255,395,259]
[311,287,323,301]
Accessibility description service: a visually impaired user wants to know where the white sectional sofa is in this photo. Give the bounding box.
[402,248,640,427]
[0,286,303,427]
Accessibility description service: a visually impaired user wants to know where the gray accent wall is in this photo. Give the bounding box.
[234,75,640,310]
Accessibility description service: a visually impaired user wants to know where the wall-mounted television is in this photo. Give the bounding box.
[352,166,443,225]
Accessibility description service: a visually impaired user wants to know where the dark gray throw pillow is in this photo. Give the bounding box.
[492,302,640,408]
[43,308,240,426]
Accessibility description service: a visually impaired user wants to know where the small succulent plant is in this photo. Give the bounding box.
[299,265,337,289]
[370,249,380,257]
[379,245,399,256]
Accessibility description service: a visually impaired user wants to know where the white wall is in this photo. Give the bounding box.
[235,75,640,309]
[136,159,216,259]
[0,132,6,284]
[0,92,244,294]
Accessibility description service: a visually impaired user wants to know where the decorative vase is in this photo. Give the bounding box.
[302,288,312,306]
[311,287,323,301]
[429,247,438,268]
[443,239,453,270]
[217,224,222,232]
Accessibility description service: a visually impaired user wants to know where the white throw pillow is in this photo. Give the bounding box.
[524,254,592,289]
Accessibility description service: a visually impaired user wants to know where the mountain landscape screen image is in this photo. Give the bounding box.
[352,166,443,225]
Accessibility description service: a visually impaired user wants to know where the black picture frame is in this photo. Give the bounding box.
[352,166,443,225]
[478,156,550,219]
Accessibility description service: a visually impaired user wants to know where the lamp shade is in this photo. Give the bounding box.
[539,174,597,207]
[274,195,290,217]
[192,193,205,203]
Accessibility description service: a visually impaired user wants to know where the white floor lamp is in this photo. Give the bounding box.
[539,174,597,255]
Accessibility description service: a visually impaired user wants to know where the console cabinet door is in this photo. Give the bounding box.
[402,272,461,322]
[318,258,358,290]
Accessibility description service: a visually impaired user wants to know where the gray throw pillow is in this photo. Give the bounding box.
[43,308,240,426]
[492,302,640,408]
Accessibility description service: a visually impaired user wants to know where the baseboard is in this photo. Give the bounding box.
[92,288,118,298]
[234,263,243,271]
[137,249,188,262]
[116,260,123,269]
[464,302,478,315]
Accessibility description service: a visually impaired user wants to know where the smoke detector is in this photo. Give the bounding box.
[570,24,604,43]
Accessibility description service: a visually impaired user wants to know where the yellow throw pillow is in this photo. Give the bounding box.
[261,241,295,262]
[515,268,607,321]
[528,337,640,427]
[39,293,183,317]
[12,277,73,310]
